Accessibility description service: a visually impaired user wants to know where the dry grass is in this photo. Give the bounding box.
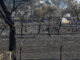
[0,51,12,60]
[0,53,3,60]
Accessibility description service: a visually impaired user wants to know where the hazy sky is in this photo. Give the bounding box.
[74,0,80,4]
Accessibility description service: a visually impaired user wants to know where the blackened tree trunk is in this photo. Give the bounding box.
[57,13,63,35]
[0,0,16,60]
[12,0,16,11]
[60,44,62,60]
[20,18,23,60]
[74,9,79,31]
[38,18,41,34]
[25,25,27,32]
[9,27,16,51]
[58,19,61,35]
[48,17,51,36]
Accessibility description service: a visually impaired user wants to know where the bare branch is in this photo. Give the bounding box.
[11,0,23,13]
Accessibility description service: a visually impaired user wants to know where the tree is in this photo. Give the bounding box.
[68,2,80,31]
[0,0,23,60]
[34,7,44,34]
[46,5,57,36]
[34,3,58,35]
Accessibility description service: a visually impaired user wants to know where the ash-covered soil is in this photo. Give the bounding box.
[0,34,80,60]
